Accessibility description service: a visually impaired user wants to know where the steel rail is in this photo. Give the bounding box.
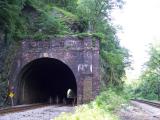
[0,103,49,115]
[132,99,160,108]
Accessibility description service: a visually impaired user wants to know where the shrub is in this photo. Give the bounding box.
[54,89,129,120]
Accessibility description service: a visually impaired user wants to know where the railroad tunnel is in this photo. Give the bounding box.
[16,58,77,105]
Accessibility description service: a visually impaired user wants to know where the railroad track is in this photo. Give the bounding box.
[132,99,160,108]
[0,103,49,115]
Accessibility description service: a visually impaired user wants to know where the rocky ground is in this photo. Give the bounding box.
[0,105,74,120]
[1,101,160,120]
[118,101,160,120]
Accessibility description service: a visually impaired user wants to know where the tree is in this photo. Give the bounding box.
[0,0,25,45]
[135,42,160,100]
[44,0,78,12]
[0,0,129,106]
[77,0,129,88]
[77,0,124,32]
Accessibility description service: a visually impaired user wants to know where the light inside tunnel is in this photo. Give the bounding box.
[16,58,77,105]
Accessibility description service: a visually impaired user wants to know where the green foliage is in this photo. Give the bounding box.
[32,32,49,40]
[135,72,160,100]
[76,0,130,88]
[134,42,160,100]
[52,6,78,23]
[23,1,69,36]
[45,0,78,12]
[0,0,130,105]
[54,89,128,120]
[0,42,20,106]
[34,12,63,35]
[77,0,124,32]
[55,106,117,120]
[0,0,79,44]
[0,0,24,44]
[96,88,128,111]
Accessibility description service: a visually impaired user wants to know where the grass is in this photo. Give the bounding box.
[52,6,78,22]
[54,88,129,120]
[54,105,117,120]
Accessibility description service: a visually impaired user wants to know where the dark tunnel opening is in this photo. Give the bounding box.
[17,58,77,105]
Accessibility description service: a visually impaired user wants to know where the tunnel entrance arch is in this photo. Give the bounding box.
[16,58,77,105]
[9,37,100,105]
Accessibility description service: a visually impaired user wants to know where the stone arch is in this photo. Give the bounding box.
[16,57,77,105]
[8,37,100,105]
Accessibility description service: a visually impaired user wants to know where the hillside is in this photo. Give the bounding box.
[0,0,128,107]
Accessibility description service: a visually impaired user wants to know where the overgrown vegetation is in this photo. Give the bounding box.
[76,0,130,88]
[0,1,130,118]
[132,42,160,100]
[0,0,129,89]
[0,42,20,106]
[55,89,129,120]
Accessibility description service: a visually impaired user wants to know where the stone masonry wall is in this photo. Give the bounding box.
[9,36,100,104]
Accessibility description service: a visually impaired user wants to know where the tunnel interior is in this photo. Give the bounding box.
[17,58,77,105]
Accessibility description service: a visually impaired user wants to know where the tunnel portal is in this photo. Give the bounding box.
[9,37,100,105]
[17,58,77,105]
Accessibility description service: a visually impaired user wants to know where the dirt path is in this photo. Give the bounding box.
[118,101,160,120]
[0,105,74,120]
